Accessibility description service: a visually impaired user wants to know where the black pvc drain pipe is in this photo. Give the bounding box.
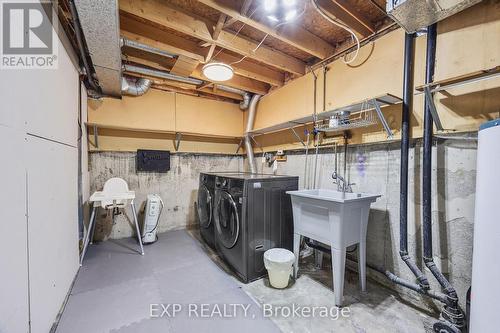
[422,23,465,331]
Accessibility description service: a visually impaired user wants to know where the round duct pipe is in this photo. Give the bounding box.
[217,85,251,110]
[123,64,203,86]
[244,94,261,173]
[121,76,152,96]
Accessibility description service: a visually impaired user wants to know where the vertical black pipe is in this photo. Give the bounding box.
[400,32,413,255]
[400,32,429,289]
[422,24,464,329]
[423,24,437,261]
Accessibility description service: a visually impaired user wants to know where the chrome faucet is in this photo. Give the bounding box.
[332,132,354,193]
[332,171,354,193]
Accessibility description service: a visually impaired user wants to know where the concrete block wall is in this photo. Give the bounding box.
[251,138,477,309]
[88,152,244,239]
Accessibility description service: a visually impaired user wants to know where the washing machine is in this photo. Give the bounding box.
[197,172,248,249]
[198,172,217,248]
[213,173,298,283]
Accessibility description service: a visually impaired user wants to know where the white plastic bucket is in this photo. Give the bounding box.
[264,248,295,289]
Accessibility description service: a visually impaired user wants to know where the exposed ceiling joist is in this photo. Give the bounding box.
[169,55,199,77]
[153,83,240,103]
[197,0,335,59]
[119,0,306,75]
[205,44,217,62]
[191,67,269,95]
[205,13,225,62]
[124,71,199,90]
[121,29,283,87]
[212,13,227,40]
[121,25,205,62]
[125,64,244,101]
[316,0,375,36]
[225,0,253,27]
[124,54,269,95]
[240,0,254,15]
[198,86,243,101]
[330,0,376,34]
[214,52,284,87]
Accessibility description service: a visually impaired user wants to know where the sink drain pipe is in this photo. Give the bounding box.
[399,32,430,290]
[299,32,464,325]
[421,24,464,330]
[302,238,449,304]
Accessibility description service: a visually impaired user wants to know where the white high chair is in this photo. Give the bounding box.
[80,177,144,265]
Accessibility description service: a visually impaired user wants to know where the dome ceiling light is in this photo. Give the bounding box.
[202,62,234,82]
[264,0,297,22]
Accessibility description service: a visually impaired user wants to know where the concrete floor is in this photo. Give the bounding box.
[55,230,279,333]
[56,229,436,332]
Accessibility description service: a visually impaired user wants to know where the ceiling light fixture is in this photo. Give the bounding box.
[264,0,277,11]
[202,62,234,82]
[264,0,298,22]
[284,9,297,21]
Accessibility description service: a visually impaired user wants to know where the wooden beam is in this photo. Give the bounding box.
[415,66,500,92]
[205,14,225,63]
[212,13,226,40]
[224,0,252,28]
[198,87,242,100]
[121,26,284,87]
[120,17,205,62]
[153,83,242,102]
[197,81,214,90]
[214,52,284,87]
[197,0,335,59]
[126,71,243,101]
[191,67,269,95]
[330,0,376,35]
[169,55,199,77]
[119,0,306,75]
[124,54,270,95]
[240,0,253,15]
[123,70,199,90]
[205,44,217,62]
[316,0,374,37]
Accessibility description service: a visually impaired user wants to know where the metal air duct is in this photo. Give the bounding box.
[119,38,252,107]
[120,37,176,59]
[73,0,122,96]
[245,95,261,173]
[386,0,481,33]
[121,77,152,96]
[122,64,203,85]
[217,85,251,110]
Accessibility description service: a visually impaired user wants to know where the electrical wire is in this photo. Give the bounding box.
[310,0,360,64]
[211,6,260,63]
[227,1,308,66]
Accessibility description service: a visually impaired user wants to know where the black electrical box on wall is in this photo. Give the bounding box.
[136,150,170,173]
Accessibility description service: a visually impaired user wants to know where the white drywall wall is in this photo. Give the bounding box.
[26,135,79,332]
[0,7,81,333]
[0,127,29,333]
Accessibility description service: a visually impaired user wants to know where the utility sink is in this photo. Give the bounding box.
[287,189,381,306]
[287,189,380,203]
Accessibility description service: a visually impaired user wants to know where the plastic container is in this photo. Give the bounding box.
[263,248,295,289]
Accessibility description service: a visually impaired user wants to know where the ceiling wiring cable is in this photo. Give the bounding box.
[310,0,360,64]
[228,1,308,66]
[211,6,260,63]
